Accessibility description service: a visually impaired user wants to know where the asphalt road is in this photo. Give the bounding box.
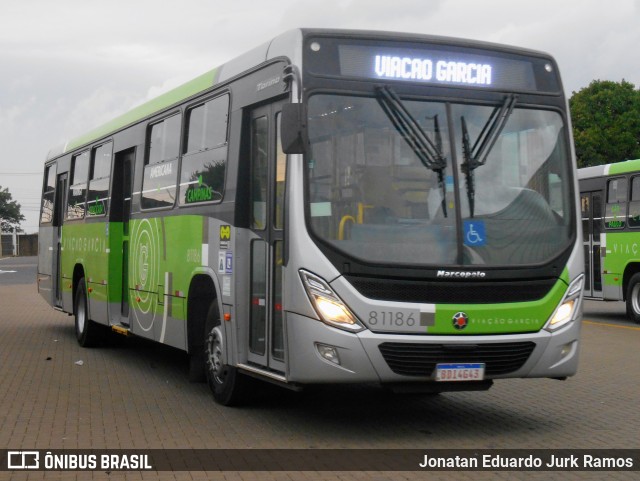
[0,257,638,480]
[0,256,37,285]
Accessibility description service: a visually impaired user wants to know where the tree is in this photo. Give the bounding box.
[569,80,640,168]
[0,186,25,233]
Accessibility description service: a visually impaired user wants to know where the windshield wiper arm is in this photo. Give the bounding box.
[376,85,448,217]
[461,94,517,217]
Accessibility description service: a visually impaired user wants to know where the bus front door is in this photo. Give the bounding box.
[582,191,603,298]
[247,103,286,373]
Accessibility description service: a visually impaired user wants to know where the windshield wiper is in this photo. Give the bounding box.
[376,85,448,217]
[461,94,517,218]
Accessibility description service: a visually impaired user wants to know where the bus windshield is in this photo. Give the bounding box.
[306,93,573,267]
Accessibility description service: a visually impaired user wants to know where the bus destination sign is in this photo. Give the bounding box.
[374,54,493,85]
[335,44,549,92]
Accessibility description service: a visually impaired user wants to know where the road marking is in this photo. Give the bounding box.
[583,320,640,331]
[0,270,17,274]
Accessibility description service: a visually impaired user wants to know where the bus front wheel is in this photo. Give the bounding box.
[204,302,245,405]
[625,273,640,324]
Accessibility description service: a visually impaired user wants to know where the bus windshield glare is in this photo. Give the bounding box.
[306,93,572,267]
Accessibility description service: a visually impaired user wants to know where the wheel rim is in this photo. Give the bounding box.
[206,327,226,384]
[76,294,86,334]
[632,284,640,315]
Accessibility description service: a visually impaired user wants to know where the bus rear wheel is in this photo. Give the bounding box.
[74,277,102,347]
[625,273,640,324]
[204,302,245,405]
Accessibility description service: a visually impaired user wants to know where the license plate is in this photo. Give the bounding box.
[435,363,485,382]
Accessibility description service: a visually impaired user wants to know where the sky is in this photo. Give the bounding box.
[2,0,640,233]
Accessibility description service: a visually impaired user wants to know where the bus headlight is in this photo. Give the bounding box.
[299,270,365,332]
[545,274,584,331]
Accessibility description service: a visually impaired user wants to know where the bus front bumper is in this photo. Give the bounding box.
[285,312,581,384]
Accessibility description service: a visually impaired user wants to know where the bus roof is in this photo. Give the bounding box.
[578,159,640,180]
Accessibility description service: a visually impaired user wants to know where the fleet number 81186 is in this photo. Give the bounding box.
[368,311,417,327]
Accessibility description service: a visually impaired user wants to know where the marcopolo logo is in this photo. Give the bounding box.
[452,312,469,330]
[437,270,487,279]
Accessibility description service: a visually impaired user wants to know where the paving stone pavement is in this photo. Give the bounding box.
[1,278,639,480]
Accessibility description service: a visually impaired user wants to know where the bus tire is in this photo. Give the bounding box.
[204,301,244,405]
[626,273,640,324]
[74,277,101,347]
[188,352,206,383]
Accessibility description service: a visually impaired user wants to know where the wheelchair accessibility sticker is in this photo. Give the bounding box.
[463,220,486,247]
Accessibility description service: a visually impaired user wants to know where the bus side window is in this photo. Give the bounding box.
[141,113,181,209]
[68,151,90,220]
[628,176,640,228]
[40,163,57,224]
[87,142,113,216]
[605,177,627,229]
[180,94,229,206]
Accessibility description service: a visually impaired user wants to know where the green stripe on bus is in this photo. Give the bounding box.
[433,273,568,334]
[601,231,640,287]
[60,215,205,319]
[607,158,640,175]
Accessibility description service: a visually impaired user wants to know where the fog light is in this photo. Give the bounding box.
[316,343,341,365]
[560,342,573,359]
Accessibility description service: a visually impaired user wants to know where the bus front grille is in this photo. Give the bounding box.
[345,276,556,304]
[378,341,536,377]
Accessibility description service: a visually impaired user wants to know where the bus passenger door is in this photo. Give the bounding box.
[247,103,287,372]
[53,173,68,307]
[582,191,603,298]
[109,148,135,324]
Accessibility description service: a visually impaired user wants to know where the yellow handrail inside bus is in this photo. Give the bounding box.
[338,215,356,240]
[357,202,373,224]
[338,203,374,240]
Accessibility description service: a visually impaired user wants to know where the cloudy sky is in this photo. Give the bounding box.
[2,0,640,233]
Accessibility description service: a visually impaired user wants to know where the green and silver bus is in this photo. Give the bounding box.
[579,159,640,322]
[38,29,583,405]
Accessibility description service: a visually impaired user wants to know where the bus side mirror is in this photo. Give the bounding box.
[281,103,306,154]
